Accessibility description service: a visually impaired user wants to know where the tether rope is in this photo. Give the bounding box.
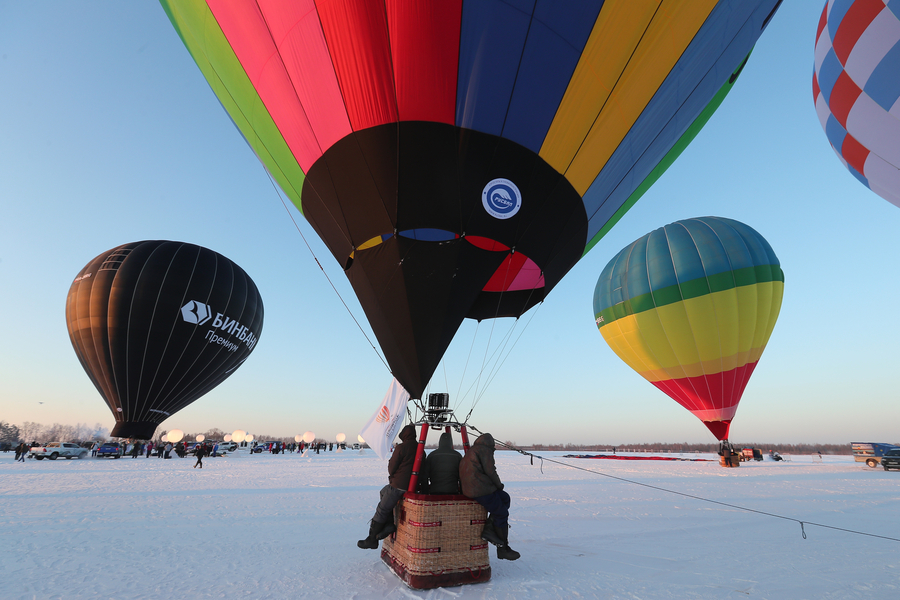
[465,426,900,543]
[264,171,390,374]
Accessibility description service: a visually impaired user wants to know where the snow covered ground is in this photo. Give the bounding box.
[2,449,898,599]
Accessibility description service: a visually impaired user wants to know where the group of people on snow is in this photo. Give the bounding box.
[357,425,520,561]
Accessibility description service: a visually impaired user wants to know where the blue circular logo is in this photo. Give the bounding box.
[482,178,521,220]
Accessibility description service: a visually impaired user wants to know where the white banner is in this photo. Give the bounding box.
[358,378,410,460]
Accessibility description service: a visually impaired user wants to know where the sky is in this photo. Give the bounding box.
[1,2,899,445]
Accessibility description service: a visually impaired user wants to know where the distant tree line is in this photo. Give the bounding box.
[0,421,867,455]
[0,420,108,445]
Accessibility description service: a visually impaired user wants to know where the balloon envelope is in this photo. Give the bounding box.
[593,217,784,440]
[162,1,781,399]
[196,435,205,442]
[813,0,900,207]
[245,434,254,443]
[336,433,346,443]
[223,434,232,442]
[232,430,246,443]
[357,435,365,445]
[302,431,315,444]
[168,429,184,443]
[65,240,264,439]
[294,435,302,443]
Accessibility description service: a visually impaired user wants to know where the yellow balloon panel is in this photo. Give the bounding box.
[542,0,719,194]
[600,282,783,382]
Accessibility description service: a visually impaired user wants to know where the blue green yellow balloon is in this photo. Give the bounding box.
[593,217,783,440]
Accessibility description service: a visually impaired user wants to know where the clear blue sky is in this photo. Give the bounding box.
[2,2,898,445]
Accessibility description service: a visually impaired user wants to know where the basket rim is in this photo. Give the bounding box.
[403,492,476,502]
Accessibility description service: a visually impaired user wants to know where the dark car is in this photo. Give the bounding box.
[881,449,900,471]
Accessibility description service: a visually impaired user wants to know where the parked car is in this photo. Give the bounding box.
[216,442,238,453]
[205,442,228,456]
[30,442,89,460]
[851,442,899,468]
[96,441,123,458]
[881,448,900,471]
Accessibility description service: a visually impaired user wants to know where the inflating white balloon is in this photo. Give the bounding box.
[232,430,246,443]
[196,434,205,442]
[294,434,302,443]
[302,431,315,443]
[223,434,232,442]
[168,429,184,443]
[160,433,168,442]
[336,433,346,443]
[245,434,254,442]
[357,434,365,444]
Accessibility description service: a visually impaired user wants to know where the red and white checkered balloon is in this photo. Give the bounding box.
[814,0,900,207]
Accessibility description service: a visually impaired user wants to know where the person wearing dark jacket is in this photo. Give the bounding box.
[459,433,520,560]
[193,443,206,468]
[420,431,461,494]
[357,424,418,549]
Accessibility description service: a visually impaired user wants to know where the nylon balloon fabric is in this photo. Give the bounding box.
[813,0,900,207]
[593,218,784,441]
[161,0,782,399]
[65,241,264,439]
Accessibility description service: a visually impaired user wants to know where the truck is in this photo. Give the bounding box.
[30,442,89,460]
[741,448,763,461]
[851,442,899,468]
[96,441,123,458]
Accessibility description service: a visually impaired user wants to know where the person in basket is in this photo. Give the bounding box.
[460,433,520,561]
[357,424,417,549]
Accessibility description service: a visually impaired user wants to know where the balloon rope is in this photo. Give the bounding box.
[264,171,391,375]
[466,285,543,418]
[465,425,900,544]
[460,321,519,422]
[472,299,543,410]
[455,321,481,407]
[459,300,543,423]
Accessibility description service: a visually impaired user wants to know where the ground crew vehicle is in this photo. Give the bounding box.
[30,442,89,460]
[851,442,898,468]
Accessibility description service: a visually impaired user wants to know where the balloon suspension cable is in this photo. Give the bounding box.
[263,170,390,375]
[464,425,900,544]
[462,285,544,422]
[454,320,481,405]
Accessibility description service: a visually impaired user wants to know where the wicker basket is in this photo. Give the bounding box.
[380,493,491,589]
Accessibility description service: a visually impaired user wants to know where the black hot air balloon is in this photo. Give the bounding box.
[65,241,264,439]
[162,0,782,399]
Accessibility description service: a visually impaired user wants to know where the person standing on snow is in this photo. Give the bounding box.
[420,431,461,495]
[193,442,206,468]
[459,433,520,561]
[357,424,418,549]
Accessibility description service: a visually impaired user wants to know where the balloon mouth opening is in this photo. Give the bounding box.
[703,420,732,441]
[349,229,545,293]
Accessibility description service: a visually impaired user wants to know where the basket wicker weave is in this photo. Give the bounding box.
[381,493,491,589]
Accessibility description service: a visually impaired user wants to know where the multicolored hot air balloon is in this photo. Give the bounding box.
[813,0,900,207]
[65,241,264,439]
[593,217,783,441]
[161,0,782,400]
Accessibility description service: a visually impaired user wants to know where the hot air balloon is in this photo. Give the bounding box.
[65,241,264,439]
[593,217,783,441]
[161,0,782,399]
[813,0,900,207]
